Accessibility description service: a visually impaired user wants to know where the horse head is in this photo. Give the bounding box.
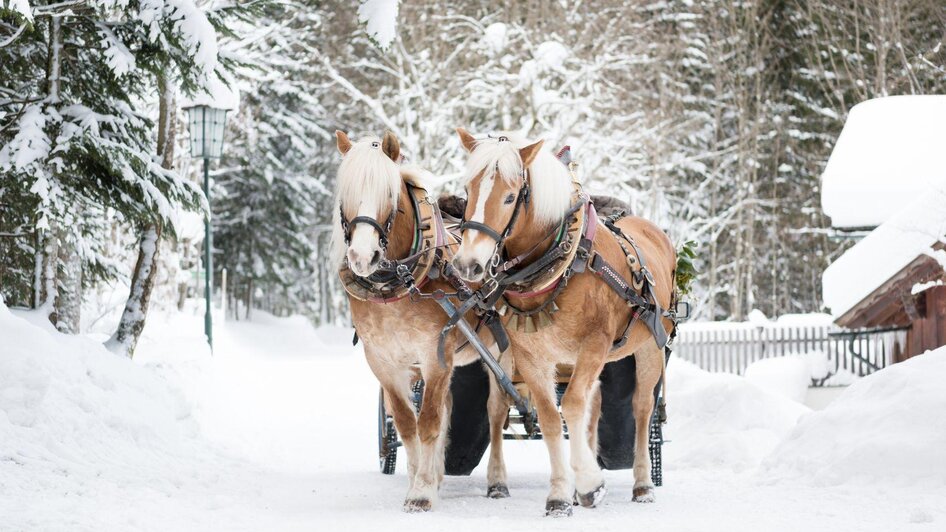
[333,130,402,277]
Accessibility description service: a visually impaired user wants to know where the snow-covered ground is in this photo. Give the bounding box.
[2,302,945,531]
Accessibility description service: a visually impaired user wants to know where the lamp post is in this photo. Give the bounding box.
[183,104,228,349]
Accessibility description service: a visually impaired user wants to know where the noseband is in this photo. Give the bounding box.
[339,205,396,250]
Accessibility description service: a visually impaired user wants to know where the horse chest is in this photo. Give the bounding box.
[350,300,440,362]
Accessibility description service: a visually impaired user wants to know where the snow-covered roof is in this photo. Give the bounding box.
[821,96,946,229]
[822,180,946,320]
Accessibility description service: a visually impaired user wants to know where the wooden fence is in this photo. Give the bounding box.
[673,323,907,383]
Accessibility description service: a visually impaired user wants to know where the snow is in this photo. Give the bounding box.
[821,95,946,229]
[358,0,399,49]
[822,179,946,319]
[10,0,33,22]
[913,279,944,295]
[180,73,240,111]
[483,23,508,55]
[534,41,569,69]
[3,300,946,530]
[140,0,220,77]
[744,356,812,403]
[667,360,810,471]
[0,103,50,172]
[762,347,946,487]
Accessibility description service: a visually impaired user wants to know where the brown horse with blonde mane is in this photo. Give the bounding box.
[332,130,510,512]
[451,128,676,516]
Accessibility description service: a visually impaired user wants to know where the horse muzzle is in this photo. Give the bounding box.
[452,256,486,283]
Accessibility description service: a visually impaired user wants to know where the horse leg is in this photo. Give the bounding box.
[367,354,420,488]
[560,343,608,508]
[631,345,663,503]
[516,353,573,517]
[404,345,455,512]
[586,382,602,463]
[486,354,513,498]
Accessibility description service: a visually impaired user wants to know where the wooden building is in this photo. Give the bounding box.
[821,96,946,362]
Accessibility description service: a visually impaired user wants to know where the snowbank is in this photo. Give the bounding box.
[0,301,223,528]
[0,302,203,463]
[666,360,810,472]
[744,356,811,403]
[762,348,946,486]
[821,95,946,229]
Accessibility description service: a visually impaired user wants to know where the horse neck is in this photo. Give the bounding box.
[504,204,559,266]
[385,181,416,261]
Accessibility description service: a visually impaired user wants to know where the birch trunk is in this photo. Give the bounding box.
[105,224,162,356]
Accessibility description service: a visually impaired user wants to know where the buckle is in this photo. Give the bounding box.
[480,278,500,298]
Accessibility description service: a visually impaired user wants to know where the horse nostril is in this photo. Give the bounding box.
[472,263,484,276]
[370,250,381,266]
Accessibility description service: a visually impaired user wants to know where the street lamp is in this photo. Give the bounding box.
[183,104,228,349]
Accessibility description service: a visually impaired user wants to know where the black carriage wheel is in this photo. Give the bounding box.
[378,388,398,475]
[648,407,664,487]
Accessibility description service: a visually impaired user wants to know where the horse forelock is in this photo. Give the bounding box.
[464,133,573,227]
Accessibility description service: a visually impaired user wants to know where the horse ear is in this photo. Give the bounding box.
[456,128,477,153]
[335,130,352,155]
[381,131,400,162]
[519,139,545,168]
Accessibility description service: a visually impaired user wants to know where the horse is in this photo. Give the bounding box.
[331,130,511,511]
[450,128,676,516]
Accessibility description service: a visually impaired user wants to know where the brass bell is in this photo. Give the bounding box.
[550,301,560,314]
[507,313,519,330]
[536,310,553,329]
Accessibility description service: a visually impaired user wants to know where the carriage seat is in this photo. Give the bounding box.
[590,195,631,219]
[437,195,466,240]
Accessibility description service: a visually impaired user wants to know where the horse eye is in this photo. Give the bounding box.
[504,194,515,205]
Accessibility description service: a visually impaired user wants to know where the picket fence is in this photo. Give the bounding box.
[672,323,907,384]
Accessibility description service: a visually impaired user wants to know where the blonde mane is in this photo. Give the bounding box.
[330,136,402,265]
[463,133,573,226]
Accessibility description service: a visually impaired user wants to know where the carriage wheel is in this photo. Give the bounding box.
[378,388,398,475]
[648,410,664,487]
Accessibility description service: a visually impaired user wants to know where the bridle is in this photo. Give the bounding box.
[457,136,531,277]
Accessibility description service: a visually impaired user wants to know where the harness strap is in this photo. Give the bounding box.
[498,197,587,287]
[589,252,669,349]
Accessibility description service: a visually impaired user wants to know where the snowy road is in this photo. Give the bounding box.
[2,307,943,531]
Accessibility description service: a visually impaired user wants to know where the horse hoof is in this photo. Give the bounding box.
[632,486,655,503]
[487,484,510,499]
[403,498,432,513]
[545,499,573,517]
[576,483,607,508]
